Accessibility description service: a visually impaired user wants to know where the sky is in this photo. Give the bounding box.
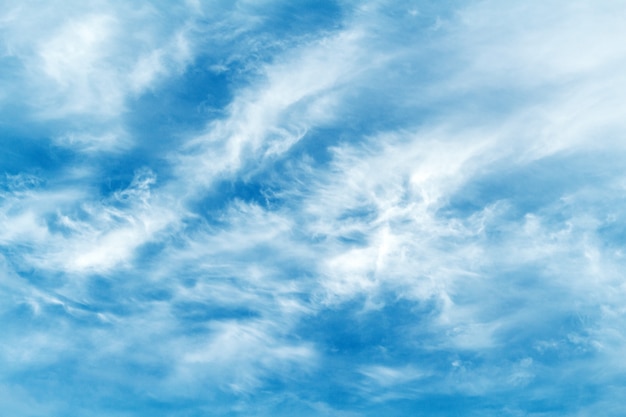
[1,0,626,416]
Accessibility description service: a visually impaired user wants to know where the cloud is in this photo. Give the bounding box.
[0,167,179,274]
[5,1,195,109]
[0,1,222,151]
[174,25,380,193]
[359,364,426,388]
[2,0,626,416]
[174,319,316,393]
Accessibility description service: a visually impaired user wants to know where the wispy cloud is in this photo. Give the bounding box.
[1,0,626,416]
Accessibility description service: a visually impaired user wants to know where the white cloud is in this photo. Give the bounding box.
[0,168,180,274]
[174,17,399,192]
[38,14,121,117]
[359,364,426,387]
[0,1,202,151]
[2,1,626,414]
[176,320,315,393]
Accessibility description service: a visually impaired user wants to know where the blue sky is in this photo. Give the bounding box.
[1,1,626,416]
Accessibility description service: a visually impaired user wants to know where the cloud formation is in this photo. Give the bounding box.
[1,0,626,416]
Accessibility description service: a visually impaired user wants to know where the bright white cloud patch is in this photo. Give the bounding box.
[1,1,626,416]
